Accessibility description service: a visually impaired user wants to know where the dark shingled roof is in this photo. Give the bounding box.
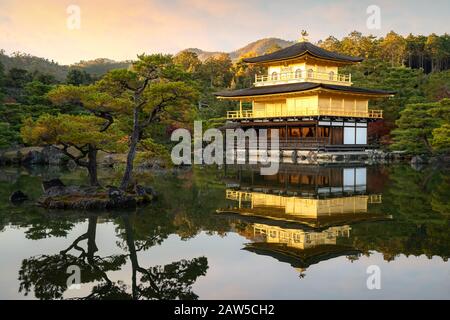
[215,82,395,98]
[243,242,362,270]
[243,41,363,64]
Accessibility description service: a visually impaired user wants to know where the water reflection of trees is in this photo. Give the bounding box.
[19,216,126,299]
[5,167,226,299]
[18,215,208,300]
[342,166,450,261]
[120,215,208,300]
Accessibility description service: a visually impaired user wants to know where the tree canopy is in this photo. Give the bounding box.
[392,99,450,155]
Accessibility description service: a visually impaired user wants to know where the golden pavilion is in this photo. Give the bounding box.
[215,34,394,152]
[218,165,388,229]
[217,165,391,272]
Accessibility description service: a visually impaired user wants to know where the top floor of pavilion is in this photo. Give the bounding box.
[215,33,395,121]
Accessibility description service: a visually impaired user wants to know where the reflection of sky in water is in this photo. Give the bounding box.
[0,221,448,300]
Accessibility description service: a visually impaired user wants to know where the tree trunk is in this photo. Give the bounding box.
[120,107,140,191]
[87,145,99,186]
[123,215,139,299]
[86,216,98,263]
[422,135,434,154]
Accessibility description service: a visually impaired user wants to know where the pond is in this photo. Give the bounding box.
[0,164,448,300]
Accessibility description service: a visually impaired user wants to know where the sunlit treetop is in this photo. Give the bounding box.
[21,113,127,153]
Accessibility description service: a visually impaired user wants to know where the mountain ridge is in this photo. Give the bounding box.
[182,37,294,61]
[0,37,293,80]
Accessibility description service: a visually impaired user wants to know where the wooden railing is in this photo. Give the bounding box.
[255,70,352,86]
[226,190,253,202]
[227,190,383,204]
[278,138,329,149]
[227,110,254,119]
[368,194,383,204]
[228,137,330,150]
[227,109,383,120]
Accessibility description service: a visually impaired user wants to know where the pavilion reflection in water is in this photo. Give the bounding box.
[217,165,390,273]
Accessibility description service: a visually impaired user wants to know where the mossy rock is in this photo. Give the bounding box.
[38,185,154,210]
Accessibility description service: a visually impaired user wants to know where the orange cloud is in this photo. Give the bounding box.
[0,0,269,63]
[0,0,448,64]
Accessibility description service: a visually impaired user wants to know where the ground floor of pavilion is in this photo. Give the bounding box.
[226,117,375,152]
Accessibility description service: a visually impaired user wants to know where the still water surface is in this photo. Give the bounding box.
[0,164,449,299]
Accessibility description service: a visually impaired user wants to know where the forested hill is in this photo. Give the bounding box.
[184,38,294,61]
[71,58,132,77]
[1,32,449,81]
[0,38,294,81]
[0,51,131,81]
[0,51,69,81]
[230,38,294,60]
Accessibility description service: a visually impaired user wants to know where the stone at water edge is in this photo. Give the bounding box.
[42,179,65,192]
[10,191,29,204]
[134,185,156,202]
[108,187,125,200]
[411,155,429,165]
[144,186,158,199]
[66,159,78,171]
[21,150,45,165]
[135,185,147,197]
[101,154,119,168]
[41,146,69,165]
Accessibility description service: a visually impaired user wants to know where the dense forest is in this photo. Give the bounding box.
[0,31,449,157]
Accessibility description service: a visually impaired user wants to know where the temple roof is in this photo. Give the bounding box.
[215,82,395,99]
[243,41,363,64]
[243,242,361,269]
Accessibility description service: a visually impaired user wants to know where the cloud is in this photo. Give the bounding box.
[0,0,448,64]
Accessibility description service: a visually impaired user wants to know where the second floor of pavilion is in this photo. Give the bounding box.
[219,87,391,120]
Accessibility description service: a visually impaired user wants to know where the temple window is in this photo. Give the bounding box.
[289,127,301,137]
[318,127,330,137]
[307,69,314,78]
[271,72,278,80]
[329,71,335,81]
[295,69,302,79]
[308,127,316,137]
[290,175,300,184]
[300,127,315,137]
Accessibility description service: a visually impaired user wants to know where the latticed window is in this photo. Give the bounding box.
[317,127,330,137]
[289,127,301,137]
[271,72,278,80]
[295,69,302,79]
[307,69,314,78]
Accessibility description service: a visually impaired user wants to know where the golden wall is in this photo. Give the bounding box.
[253,100,287,117]
[267,62,339,76]
[318,94,368,114]
[253,224,351,250]
[249,193,369,218]
[251,94,369,118]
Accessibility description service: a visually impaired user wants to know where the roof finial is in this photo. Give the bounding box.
[299,30,309,42]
